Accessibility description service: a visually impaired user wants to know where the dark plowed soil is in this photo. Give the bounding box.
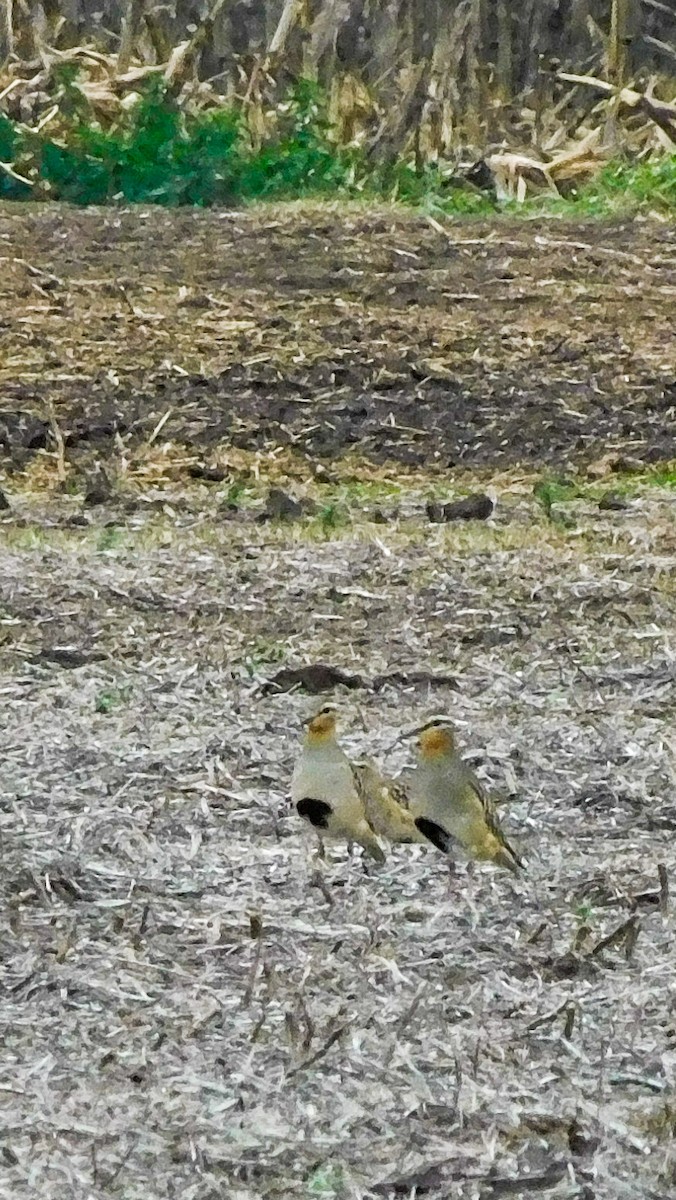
[1,203,674,472]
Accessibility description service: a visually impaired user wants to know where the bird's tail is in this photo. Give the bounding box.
[469,827,523,874]
[356,820,387,864]
[493,839,524,875]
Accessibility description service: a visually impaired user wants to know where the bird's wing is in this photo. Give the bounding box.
[384,773,415,812]
[392,767,417,809]
[375,767,461,853]
[459,768,524,872]
[351,761,425,844]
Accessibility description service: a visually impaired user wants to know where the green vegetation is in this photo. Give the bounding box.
[94,686,130,713]
[96,525,124,552]
[544,155,676,217]
[317,501,349,535]
[533,478,580,525]
[574,901,594,924]
[244,636,286,677]
[1,73,673,214]
[645,465,676,489]
[1,75,427,208]
[306,1163,345,1196]
[221,479,249,510]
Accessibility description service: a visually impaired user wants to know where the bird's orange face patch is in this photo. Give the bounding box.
[419,726,455,757]
[307,710,338,740]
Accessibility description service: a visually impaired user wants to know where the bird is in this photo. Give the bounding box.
[400,716,523,874]
[291,703,386,862]
[351,758,429,846]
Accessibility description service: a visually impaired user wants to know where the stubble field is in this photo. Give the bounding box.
[0,202,675,1200]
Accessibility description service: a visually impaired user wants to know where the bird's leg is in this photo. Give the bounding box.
[346,838,372,874]
[309,866,334,907]
[306,836,335,904]
[445,856,461,896]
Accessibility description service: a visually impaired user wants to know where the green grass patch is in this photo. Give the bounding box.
[532,477,580,525]
[644,465,676,489]
[541,154,676,218]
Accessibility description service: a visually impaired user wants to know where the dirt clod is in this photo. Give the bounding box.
[598,490,630,511]
[83,465,113,507]
[259,487,316,522]
[426,493,494,522]
[264,663,368,694]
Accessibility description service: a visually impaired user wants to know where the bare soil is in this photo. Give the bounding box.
[1,203,674,472]
[0,203,675,1200]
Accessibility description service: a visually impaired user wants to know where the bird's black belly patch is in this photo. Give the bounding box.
[415,817,452,853]
[296,798,333,829]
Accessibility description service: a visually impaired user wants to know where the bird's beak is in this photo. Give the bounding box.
[387,724,424,750]
[400,723,427,740]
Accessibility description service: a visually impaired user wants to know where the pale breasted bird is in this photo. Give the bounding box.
[401,716,523,874]
[351,759,430,846]
[291,704,386,862]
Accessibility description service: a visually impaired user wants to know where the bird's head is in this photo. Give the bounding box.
[305,702,339,743]
[403,715,456,759]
